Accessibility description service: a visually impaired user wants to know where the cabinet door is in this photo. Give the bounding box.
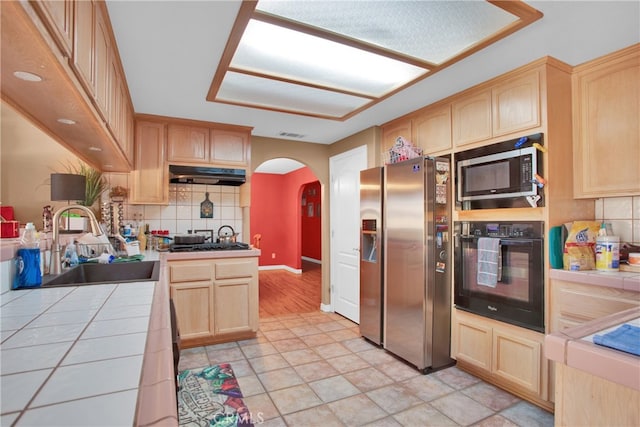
[130,121,168,204]
[121,90,135,163]
[210,129,249,167]
[33,0,74,58]
[412,105,452,154]
[572,47,640,198]
[214,281,253,335]
[213,258,258,334]
[167,125,210,163]
[492,70,540,137]
[454,315,492,371]
[93,3,110,120]
[72,0,94,95]
[452,90,492,147]
[170,282,214,341]
[492,329,541,394]
[381,119,412,152]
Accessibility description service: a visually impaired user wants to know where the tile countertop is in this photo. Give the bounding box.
[545,306,640,392]
[0,247,262,426]
[547,268,640,391]
[0,250,180,427]
[549,267,640,292]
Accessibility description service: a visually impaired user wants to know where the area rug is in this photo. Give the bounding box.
[177,363,253,427]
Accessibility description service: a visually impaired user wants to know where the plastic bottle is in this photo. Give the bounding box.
[13,223,42,289]
[138,224,147,251]
[20,222,40,248]
[64,243,79,267]
[595,235,620,272]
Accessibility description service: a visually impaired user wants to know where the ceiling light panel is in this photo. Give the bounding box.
[256,0,519,64]
[218,71,371,117]
[231,20,427,97]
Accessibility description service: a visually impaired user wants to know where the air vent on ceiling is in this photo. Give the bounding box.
[278,131,306,139]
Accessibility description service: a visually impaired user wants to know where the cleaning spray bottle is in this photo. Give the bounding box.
[13,223,42,289]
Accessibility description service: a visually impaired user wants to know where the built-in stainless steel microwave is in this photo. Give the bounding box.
[455,134,544,210]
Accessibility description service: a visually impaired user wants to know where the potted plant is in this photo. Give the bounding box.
[64,161,108,209]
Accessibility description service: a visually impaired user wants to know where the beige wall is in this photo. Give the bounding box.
[251,128,381,306]
[1,99,383,308]
[1,102,79,225]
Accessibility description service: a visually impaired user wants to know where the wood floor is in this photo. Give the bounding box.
[258,260,322,318]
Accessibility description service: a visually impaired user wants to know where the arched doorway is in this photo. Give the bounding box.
[251,158,323,317]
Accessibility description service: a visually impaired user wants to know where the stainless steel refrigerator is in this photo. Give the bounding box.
[359,167,384,345]
[383,156,453,373]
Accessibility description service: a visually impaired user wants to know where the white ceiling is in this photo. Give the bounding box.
[106,1,639,147]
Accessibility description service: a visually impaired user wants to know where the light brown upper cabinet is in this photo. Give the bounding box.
[210,129,249,167]
[412,104,452,154]
[108,49,134,162]
[32,0,75,58]
[72,0,94,96]
[167,125,250,168]
[93,3,110,121]
[381,119,412,153]
[452,71,540,148]
[572,44,640,198]
[167,125,210,163]
[492,71,540,137]
[452,90,492,147]
[130,121,168,204]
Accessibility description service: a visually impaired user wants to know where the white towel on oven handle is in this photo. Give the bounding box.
[477,237,500,288]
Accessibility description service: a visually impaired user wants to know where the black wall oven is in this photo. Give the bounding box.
[454,221,545,332]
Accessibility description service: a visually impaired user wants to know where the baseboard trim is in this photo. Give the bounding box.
[302,256,322,264]
[258,264,302,274]
[320,303,332,313]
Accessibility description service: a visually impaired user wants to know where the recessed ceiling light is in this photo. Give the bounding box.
[13,71,43,82]
[57,118,76,125]
[88,146,102,152]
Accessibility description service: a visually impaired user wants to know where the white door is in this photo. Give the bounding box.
[330,145,367,323]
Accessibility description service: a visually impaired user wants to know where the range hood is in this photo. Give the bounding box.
[169,165,246,186]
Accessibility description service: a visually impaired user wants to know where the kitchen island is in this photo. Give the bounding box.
[545,306,640,426]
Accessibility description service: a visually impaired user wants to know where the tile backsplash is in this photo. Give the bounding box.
[103,176,242,240]
[594,196,640,244]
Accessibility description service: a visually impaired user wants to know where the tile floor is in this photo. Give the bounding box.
[178,311,555,427]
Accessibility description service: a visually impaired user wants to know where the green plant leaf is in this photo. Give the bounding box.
[63,161,108,207]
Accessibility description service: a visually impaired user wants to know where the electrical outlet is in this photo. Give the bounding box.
[271,253,276,259]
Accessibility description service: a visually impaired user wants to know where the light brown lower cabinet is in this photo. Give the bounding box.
[550,278,640,332]
[168,256,258,348]
[452,309,551,411]
[555,363,639,426]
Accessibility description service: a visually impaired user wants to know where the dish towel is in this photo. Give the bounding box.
[477,237,500,288]
[593,324,640,356]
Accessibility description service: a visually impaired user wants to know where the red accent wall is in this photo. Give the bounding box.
[250,166,321,268]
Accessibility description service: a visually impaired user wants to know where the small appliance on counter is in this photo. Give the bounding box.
[0,206,20,238]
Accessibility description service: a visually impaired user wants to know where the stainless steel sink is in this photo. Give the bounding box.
[41,261,160,287]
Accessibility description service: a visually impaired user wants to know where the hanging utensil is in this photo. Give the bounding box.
[200,192,213,218]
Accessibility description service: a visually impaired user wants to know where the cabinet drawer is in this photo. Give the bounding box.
[215,260,257,280]
[170,262,212,282]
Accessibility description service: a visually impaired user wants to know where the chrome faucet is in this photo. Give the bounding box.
[50,205,108,275]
